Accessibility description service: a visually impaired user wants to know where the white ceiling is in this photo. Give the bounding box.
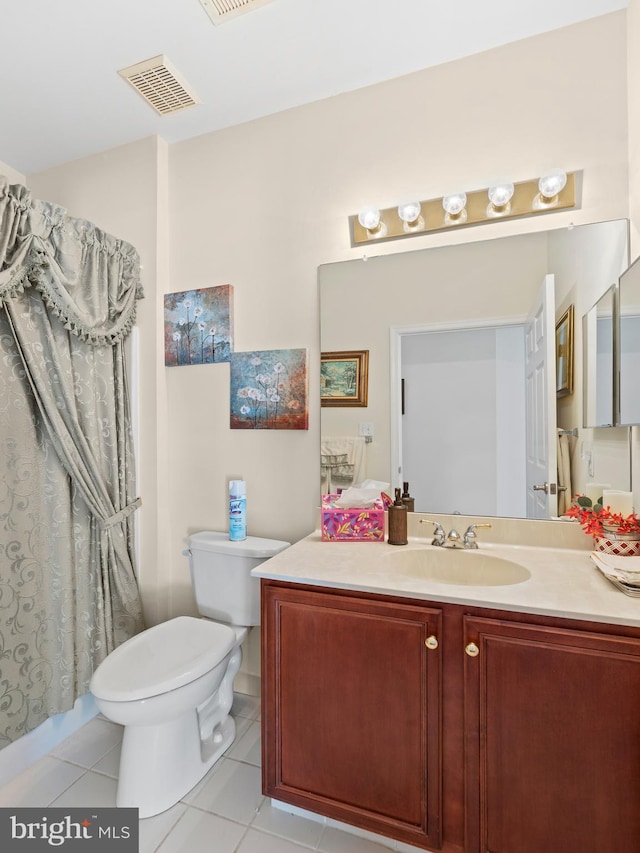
[0,0,626,175]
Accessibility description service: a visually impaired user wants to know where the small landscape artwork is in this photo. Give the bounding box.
[164,285,233,366]
[230,348,309,430]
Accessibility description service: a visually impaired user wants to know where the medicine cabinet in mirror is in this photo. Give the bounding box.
[320,218,631,519]
[583,285,615,429]
[618,256,640,426]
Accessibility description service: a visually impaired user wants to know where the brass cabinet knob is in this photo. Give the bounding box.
[425,635,439,650]
[465,642,480,657]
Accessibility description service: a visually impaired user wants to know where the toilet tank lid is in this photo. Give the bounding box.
[90,616,236,702]
[188,531,290,559]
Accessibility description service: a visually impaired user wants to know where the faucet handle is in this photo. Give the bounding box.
[419,518,446,546]
[463,523,492,549]
[419,518,443,530]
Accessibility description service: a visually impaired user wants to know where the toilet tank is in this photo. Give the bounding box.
[186,531,290,626]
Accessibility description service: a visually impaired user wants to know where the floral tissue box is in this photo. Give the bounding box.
[321,493,387,542]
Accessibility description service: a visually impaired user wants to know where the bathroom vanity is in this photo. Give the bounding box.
[254,520,640,853]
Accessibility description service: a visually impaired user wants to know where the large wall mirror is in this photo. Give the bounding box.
[320,219,631,520]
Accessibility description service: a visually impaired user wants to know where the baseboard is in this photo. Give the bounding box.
[234,672,260,697]
[0,693,98,788]
[270,798,422,849]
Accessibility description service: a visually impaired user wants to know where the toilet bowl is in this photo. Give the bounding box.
[89,532,289,818]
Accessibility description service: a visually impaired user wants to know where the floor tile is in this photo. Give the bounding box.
[234,712,254,742]
[251,798,324,849]
[51,717,123,768]
[92,740,122,778]
[184,757,264,824]
[156,806,247,853]
[0,756,85,807]
[50,769,118,808]
[228,720,261,766]
[232,693,261,720]
[139,801,188,853]
[238,827,319,853]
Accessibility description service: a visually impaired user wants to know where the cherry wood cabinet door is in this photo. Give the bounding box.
[464,616,640,853]
[261,581,442,850]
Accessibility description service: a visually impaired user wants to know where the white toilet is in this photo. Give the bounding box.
[89,531,289,818]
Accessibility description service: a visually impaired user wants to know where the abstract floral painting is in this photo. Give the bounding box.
[164,285,233,366]
[230,349,309,430]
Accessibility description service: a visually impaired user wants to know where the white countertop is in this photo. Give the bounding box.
[252,529,640,628]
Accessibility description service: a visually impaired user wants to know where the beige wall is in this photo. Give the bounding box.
[2,10,629,630]
[629,1,640,259]
[0,160,25,184]
[166,11,628,615]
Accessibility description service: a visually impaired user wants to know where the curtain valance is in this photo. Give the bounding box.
[0,175,143,345]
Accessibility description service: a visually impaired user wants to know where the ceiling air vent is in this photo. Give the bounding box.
[118,55,199,116]
[199,0,276,26]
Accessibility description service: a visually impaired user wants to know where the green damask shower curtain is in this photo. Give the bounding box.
[0,176,144,747]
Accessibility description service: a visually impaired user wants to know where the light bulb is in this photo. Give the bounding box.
[488,182,514,209]
[357,206,382,231]
[397,201,421,225]
[538,169,567,200]
[442,192,467,217]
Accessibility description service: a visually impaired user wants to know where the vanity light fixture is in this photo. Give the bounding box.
[350,170,578,246]
[397,201,423,231]
[488,181,515,212]
[538,169,568,202]
[442,192,467,224]
[357,206,386,238]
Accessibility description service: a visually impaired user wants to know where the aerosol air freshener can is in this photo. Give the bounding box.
[229,480,247,541]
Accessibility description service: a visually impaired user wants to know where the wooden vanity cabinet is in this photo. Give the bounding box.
[260,581,443,850]
[463,616,640,853]
[261,579,640,853]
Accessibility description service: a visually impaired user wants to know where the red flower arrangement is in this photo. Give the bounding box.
[565,495,640,539]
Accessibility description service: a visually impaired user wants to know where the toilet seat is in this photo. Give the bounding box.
[90,616,236,702]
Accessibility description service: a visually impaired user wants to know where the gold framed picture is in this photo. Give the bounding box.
[556,305,574,397]
[320,350,369,407]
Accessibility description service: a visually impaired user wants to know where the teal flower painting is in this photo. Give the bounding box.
[164,285,233,366]
[230,349,308,430]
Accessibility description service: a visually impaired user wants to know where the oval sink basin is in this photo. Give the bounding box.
[386,548,531,586]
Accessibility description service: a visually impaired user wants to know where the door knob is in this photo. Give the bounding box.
[532,482,557,495]
[425,635,438,650]
[465,642,480,657]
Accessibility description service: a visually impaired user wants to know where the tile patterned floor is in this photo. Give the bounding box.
[0,694,426,853]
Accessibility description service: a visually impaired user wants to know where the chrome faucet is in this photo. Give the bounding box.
[446,528,463,547]
[420,520,492,549]
[462,523,492,549]
[419,519,446,546]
